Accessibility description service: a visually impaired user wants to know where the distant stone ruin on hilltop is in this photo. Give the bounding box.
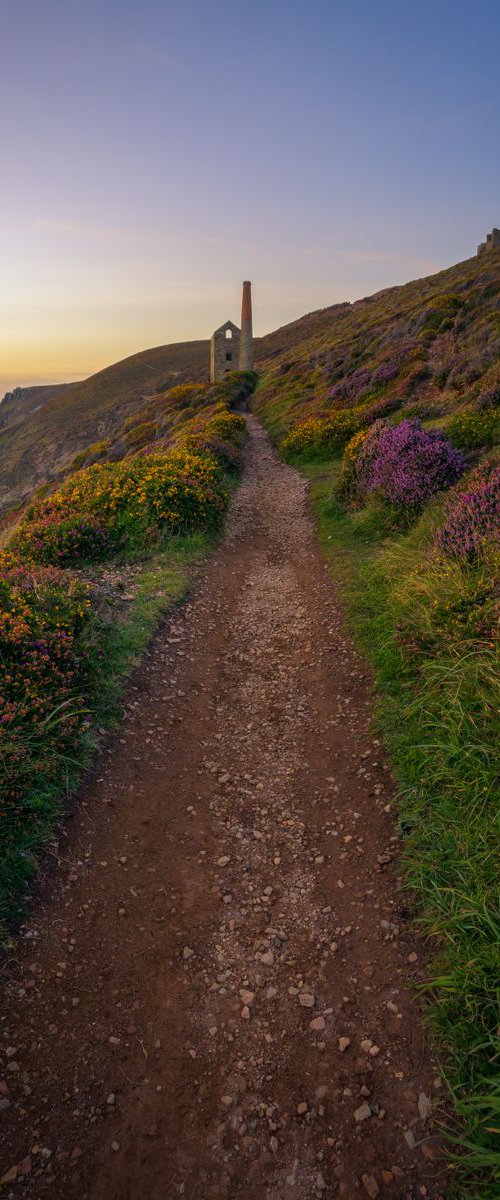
[210,281,253,382]
[477,228,500,255]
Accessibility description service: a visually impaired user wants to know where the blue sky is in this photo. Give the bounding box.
[1,0,499,392]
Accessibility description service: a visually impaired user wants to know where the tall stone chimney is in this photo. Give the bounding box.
[239,281,253,370]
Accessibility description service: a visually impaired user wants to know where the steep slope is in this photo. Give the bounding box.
[2,250,500,512]
[0,307,347,511]
[0,341,209,509]
[255,252,500,441]
[0,298,417,511]
[0,382,79,432]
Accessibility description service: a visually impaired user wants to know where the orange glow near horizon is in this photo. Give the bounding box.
[3,2,490,398]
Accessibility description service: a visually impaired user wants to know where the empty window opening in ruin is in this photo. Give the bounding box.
[225,329,232,339]
[226,352,232,361]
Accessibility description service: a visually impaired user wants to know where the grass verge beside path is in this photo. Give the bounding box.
[294,455,499,1199]
[0,533,213,945]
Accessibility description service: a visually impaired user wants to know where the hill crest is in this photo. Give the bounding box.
[1,252,498,512]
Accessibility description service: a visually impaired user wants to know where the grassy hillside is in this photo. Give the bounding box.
[255,253,500,442]
[0,341,209,510]
[0,382,79,432]
[254,251,500,1198]
[0,304,365,513]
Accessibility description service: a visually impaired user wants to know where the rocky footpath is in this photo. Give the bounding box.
[0,418,446,1198]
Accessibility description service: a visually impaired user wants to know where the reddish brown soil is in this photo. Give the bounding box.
[0,419,447,1199]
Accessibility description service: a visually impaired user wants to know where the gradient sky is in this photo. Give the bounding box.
[1,0,500,395]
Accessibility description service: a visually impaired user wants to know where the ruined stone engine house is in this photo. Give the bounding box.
[210,281,253,383]
[477,228,500,256]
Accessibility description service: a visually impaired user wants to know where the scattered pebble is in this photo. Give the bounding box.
[310,1015,326,1032]
[361,1174,380,1198]
[418,1091,432,1121]
[354,1103,372,1123]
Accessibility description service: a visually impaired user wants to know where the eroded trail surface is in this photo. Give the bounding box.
[1,419,446,1199]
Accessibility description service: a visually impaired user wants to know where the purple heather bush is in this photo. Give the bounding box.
[437,463,500,561]
[327,366,372,405]
[371,360,400,388]
[353,421,387,492]
[358,419,466,509]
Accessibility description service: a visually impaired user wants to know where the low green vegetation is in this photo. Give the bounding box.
[0,371,255,942]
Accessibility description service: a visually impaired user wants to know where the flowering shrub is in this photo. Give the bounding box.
[283,393,404,461]
[198,410,246,443]
[437,463,500,561]
[371,360,400,388]
[0,561,102,934]
[282,417,325,455]
[358,419,466,509]
[11,448,228,567]
[11,514,113,566]
[0,381,254,935]
[162,383,205,407]
[194,434,242,474]
[0,564,95,792]
[334,428,372,501]
[448,407,499,449]
[282,409,364,456]
[172,408,246,472]
[326,367,372,405]
[350,420,388,493]
[344,427,372,464]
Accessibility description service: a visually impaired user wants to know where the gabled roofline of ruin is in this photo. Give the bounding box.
[212,320,241,336]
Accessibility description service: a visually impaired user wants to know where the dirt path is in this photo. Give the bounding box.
[0,418,446,1199]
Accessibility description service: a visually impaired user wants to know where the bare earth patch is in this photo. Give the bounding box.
[0,418,447,1198]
